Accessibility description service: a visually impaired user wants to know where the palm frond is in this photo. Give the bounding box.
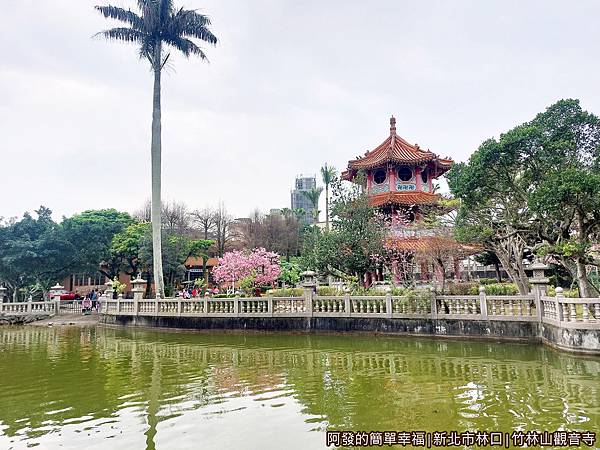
[159,0,175,25]
[95,27,145,44]
[174,10,218,44]
[164,36,207,59]
[95,6,144,29]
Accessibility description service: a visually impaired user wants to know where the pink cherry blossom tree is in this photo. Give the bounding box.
[212,248,281,292]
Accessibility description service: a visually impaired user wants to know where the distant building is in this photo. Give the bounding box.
[290,174,317,223]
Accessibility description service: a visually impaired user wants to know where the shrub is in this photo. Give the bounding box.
[482,283,519,296]
[390,286,407,296]
[268,288,304,297]
[477,277,499,285]
[447,282,479,296]
[547,286,579,298]
[316,286,341,296]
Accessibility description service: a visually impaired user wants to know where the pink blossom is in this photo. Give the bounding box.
[212,248,281,286]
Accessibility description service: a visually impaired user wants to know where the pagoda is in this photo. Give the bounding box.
[342,116,472,283]
[342,116,452,212]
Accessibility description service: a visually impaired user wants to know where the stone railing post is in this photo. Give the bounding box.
[203,296,209,315]
[555,287,564,323]
[300,270,316,317]
[155,293,161,314]
[234,296,240,316]
[529,261,550,322]
[479,286,488,319]
[267,295,273,317]
[430,288,437,319]
[304,287,314,317]
[385,293,392,318]
[344,294,351,316]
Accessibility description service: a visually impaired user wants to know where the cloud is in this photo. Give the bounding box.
[1,0,599,221]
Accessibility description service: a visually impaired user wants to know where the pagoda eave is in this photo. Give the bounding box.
[384,236,483,255]
[369,192,440,207]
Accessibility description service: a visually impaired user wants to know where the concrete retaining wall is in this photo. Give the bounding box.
[101,315,543,343]
[541,322,600,355]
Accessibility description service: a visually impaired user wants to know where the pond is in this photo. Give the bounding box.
[0,326,598,449]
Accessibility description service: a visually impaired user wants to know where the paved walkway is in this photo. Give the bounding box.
[30,312,100,327]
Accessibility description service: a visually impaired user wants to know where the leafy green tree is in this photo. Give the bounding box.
[62,209,134,279]
[320,164,337,231]
[449,99,600,296]
[110,221,150,276]
[138,230,212,296]
[525,100,600,296]
[301,178,386,282]
[95,1,218,297]
[278,260,302,287]
[0,207,76,301]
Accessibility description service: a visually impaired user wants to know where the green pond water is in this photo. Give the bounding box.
[0,326,598,450]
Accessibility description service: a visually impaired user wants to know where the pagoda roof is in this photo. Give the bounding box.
[343,116,453,177]
[369,192,440,207]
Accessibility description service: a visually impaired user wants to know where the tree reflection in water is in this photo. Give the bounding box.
[0,327,598,449]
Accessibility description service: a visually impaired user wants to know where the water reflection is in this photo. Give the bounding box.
[0,327,598,449]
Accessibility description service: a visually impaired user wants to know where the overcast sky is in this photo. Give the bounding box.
[1,0,599,221]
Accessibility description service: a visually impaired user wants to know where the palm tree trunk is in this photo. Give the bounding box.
[325,183,329,231]
[151,46,165,298]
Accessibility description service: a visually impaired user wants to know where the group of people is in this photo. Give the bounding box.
[177,287,220,299]
[83,289,101,313]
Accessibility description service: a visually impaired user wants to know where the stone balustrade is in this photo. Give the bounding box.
[97,286,600,335]
[97,289,549,323]
[0,301,57,315]
[541,288,600,329]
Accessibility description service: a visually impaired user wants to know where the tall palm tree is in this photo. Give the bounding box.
[320,164,336,231]
[95,1,217,298]
[301,187,323,224]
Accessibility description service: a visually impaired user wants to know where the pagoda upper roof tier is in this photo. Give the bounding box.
[342,116,453,180]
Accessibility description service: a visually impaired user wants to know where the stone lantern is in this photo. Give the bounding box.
[529,260,550,320]
[104,280,114,300]
[300,270,316,288]
[49,283,64,302]
[131,275,147,301]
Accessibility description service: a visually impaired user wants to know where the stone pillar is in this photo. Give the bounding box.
[479,286,488,319]
[555,287,564,322]
[529,261,549,322]
[385,293,392,318]
[300,270,316,317]
[131,275,146,316]
[430,287,437,319]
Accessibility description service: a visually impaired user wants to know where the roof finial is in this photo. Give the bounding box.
[390,115,396,135]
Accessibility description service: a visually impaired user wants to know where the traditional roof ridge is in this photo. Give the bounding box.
[347,116,453,171]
